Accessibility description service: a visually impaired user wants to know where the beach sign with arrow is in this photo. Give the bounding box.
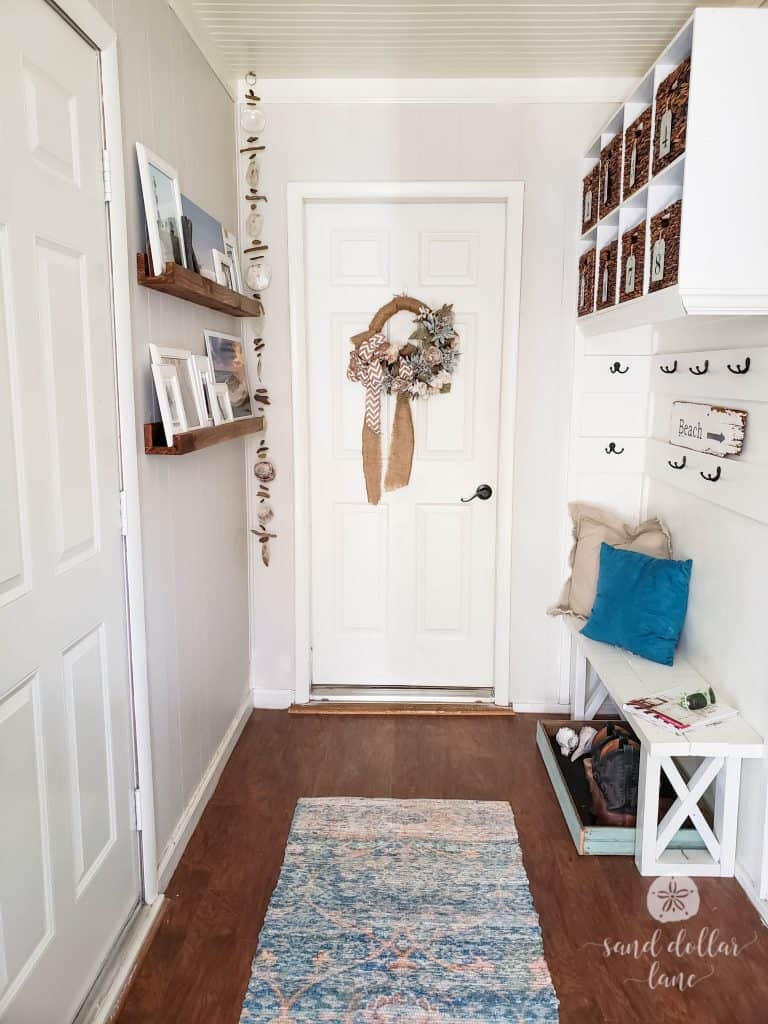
[671,401,747,457]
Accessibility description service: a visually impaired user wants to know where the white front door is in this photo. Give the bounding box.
[0,2,140,1021]
[305,199,509,690]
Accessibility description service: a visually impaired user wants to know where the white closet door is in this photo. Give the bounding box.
[305,200,507,688]
[0,2,140,1020]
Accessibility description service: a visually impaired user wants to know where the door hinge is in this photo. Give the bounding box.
[133,789,143,832]
[102,147,112,203]
[119,490,128,537]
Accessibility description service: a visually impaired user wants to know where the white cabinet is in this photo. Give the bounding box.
[577,8,768,336]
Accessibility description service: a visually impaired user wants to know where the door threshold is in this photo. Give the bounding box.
[291,701,514,716]
[307,685,496,705]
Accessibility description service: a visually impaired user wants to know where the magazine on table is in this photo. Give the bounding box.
[622,686,739,733]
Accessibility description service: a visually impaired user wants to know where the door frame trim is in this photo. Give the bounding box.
[287,181,524,706]
[49,0,159,902]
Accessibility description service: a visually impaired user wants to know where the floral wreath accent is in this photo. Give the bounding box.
[347,297,459,504]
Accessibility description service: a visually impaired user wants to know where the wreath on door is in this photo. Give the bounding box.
[347,296,459,504]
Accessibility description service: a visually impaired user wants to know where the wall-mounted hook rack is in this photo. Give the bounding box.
[689,360,709,376]
[668,455,687,469]
[660,360,678,374]
[605,442,625,455]
[727,357,751,375]
[609,361,629,374]
[700,465,722,482]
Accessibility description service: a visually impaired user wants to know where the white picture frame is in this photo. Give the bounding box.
[193,354,215,425]
[213,249,236,292]
[149,343,207,428]
[136,143,187,274]
[222,229,244,293]
[152,364,188,446]
[207,380,234,425]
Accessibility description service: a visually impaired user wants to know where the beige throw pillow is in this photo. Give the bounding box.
[548,502,672,621]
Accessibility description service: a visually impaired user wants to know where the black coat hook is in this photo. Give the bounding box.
[689,360,709,376]
[609,361,629,374]
[605,442,625,455]
[727,357,751,375]
[700,465,722,482]
[668,455,687,469]
[660,360,678,374]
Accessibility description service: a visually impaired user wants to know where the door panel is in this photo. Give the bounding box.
[306,201,506,688]
[0,2,139,1020]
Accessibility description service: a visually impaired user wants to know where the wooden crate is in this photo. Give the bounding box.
[619,221,645,303]
[648,200,682,293]
[598,134,622,218]
[596,240,618,310]
[536,720,707,856]
[581,164,599,233]
[577,248,596,317]
[623,109,651,199]
[653,57,690,175]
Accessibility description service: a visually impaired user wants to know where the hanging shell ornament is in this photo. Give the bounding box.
[245,160,261,189]
[257,503,274,525]
[240,105,266,134]
[246,210,263,238]
[246,262,272,291]
[254,459,276,483]
[261,540,271,567]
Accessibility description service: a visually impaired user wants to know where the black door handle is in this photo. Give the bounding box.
[461,484,493,503]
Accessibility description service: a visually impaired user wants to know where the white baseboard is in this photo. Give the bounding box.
[513,701,572,715]
[735,862,768,928]
[157,692,252,890]
[251,686,294,709]
[73,897,166,1024]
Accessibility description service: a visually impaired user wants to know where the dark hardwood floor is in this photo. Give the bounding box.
[115,711,768,1024]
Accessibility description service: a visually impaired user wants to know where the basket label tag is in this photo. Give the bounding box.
[601,266,609,303]
[625,252,636,293]
[659,109,672,158]
[629,144,637,188]
[579,272,586,309]
[584,189,592,223]
[651,238,666,282]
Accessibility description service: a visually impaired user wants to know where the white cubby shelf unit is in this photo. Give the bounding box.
[578,8,768,337]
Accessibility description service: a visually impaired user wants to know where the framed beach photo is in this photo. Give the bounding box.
[223,229,243,293]
[213,249,236,292]
[136,143,187,274]
[204,330,254,420]
[152,364,188,446]
[149,343,208,428]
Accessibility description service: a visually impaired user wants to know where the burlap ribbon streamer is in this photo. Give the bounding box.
[347,333,414,505]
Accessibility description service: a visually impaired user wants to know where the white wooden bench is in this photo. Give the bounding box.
[568,619,764,877]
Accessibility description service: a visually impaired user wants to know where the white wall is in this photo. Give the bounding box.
[645,316,768,909]
[247,96,616,706]
[95,0,251,872]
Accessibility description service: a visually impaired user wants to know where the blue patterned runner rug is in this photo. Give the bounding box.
[240,798,559,1022]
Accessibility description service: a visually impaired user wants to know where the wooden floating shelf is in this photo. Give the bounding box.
[144,416,265,455]
[137,253,264,318]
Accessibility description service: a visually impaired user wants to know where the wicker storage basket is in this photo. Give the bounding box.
[577,248,596,317]
[648,201,682,293]
[598,135,622,218]
[581,164,599,233]
[623,110,651,200]
[653,57,690,175]
[596,241,618,310]
[619,222,645,304]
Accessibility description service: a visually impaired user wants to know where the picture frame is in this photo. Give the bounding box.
[181,194,224,278]
[149,344,207,428]
[136,143,187,274]
[213,249,236,292]
[152,364,188,446]
[204,329,254,420]
[223,229,243,293]
[207,380,234,425]
[193,354,215,425]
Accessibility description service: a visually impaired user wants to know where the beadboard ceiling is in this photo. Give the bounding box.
[175,0,761,80]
